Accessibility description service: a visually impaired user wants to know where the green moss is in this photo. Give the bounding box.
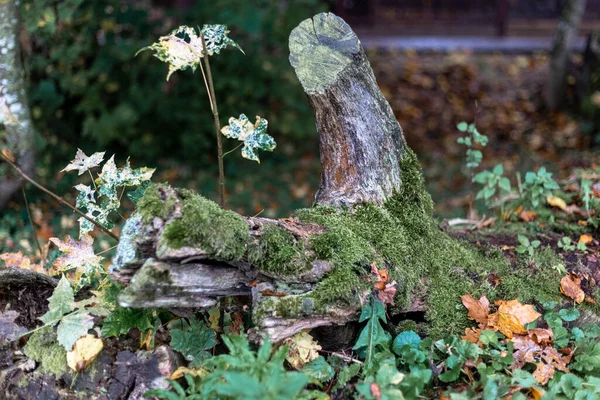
[17,377,28,388]
[137,183,176,223]
[23,326,68,377]
[247,224,310,276]
[161,189,250,262]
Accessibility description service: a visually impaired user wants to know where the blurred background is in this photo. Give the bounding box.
[1,0,600,252]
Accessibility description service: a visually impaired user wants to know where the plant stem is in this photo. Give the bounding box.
[21,181,43,258]
[200,34,225,209]
[1,152,119,241]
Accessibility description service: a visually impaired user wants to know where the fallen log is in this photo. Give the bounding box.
[111,12,570,342]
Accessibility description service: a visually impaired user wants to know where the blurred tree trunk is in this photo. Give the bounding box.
[547,0,587,110]
[0,0,35,209]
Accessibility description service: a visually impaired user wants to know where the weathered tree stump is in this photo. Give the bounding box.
[111,13,569,342]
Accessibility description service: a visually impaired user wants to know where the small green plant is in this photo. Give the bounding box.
[139,24,276,208]
[557,236,576,251]
[456,121,488,169]
[522,166,559,209]
[516,235,541,257]
[472,163,512,211]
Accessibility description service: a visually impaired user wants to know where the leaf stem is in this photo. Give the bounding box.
[21,181,43,258]
[1,152,119,241]
[200,34,225,209]
[223,142,243,157]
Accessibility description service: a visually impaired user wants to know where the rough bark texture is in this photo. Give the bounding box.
[0,0,36,209]
[547,0,587,110]
[289,13,404,207]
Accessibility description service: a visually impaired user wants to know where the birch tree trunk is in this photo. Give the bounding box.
[0,0,35,209]
[547,0,587,110]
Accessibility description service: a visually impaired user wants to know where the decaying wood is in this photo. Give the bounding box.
[289,13,404,207]
[113,13,423,342]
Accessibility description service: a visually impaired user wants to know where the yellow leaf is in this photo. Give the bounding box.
[578,234,593,245]
[284,331,321,370]
[66,335,103,372]
[208,307,221,332]
[170,366,208,380]
[546,196,567,211]
[560,274,585,303]
[495,299,541,326]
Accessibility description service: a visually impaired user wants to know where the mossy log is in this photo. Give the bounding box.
[112,13,571,342]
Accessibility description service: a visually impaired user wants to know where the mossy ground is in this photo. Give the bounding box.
[22,326,68,377]
[135,149,585,338]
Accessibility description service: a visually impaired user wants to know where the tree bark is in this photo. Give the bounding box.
[0,0,35,209]
[547,0,587,111]
[289,13,404,207]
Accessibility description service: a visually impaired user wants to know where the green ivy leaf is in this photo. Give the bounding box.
[559,308,580,322]
[169,318,218,367]
[392,330,421,355]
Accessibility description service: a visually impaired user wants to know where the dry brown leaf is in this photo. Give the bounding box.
[533,362,555,385]
[66,335,103,372]
[170,366,208,380]
[376,281,397,305]
[546,196,568,211]
[1,148,15,162]
[461,294,490,325]
[542,347,571,373]
[495,299,541,326]
[530,386,545,400]
[528,328,554,346]
[560,274,585,303]
[512,335,542,368]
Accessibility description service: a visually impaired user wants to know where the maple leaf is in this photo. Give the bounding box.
[66,334,104,372]
[284,331,322,370]
[221,114,276,163]
[377,281,397,306]
[301,356,334,383]
[560,273,585,303]
[0,251,46,274]
[38,276,96,350]
[61,149,105,175]
[138,25,243,81]
[169,318,218,367]
[461,294,490,325]
[49,235,103,289]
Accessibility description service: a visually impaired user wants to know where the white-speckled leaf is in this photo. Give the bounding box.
[74,184,95,209]
[62,149,105,176]
[138,24,242,81]
[49,235,104,289]
[201,24,244,56]
[221,114,276,163]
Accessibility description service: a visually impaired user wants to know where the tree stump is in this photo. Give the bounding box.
[111,13,569,342]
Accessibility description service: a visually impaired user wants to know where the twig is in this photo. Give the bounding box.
[96,244,118,256]
[1,152,119,241]
[200,34,225,209]
[21,181,43,258]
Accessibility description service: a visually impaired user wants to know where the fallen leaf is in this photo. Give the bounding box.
[0,251,46,274]
[528,329,553,346]
[546,196,568,211]
[260,289,287,297]
[519,210,538,222]
[512,335,542,368]
[493,312,527,338]
[578,234,593,245]
[462,327,481,343]
[495,299,541,326]
[66,335,103,372]
[284,331,321,370]
[376,281,397,305]
[461,294,490,325]
[170,366,208,380]
[530,386,545,400]
[560,274,585,303]
[533,362,554,385]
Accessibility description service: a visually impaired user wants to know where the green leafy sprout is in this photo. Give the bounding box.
[516,234,541,257]
[522,166,559,209]
[457,121,488,169]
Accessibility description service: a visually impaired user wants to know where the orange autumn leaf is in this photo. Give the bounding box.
[512,335,542,368]
[560,274,585,303]
[528,328,554,346]
[519,210,538,223]
[578,234,593,245]
[0,251,46,275]
[530,386,545,400]
[493,312,527,339]
[462,327,481,343]
[495,299,541,326]
[461,294,490,325]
